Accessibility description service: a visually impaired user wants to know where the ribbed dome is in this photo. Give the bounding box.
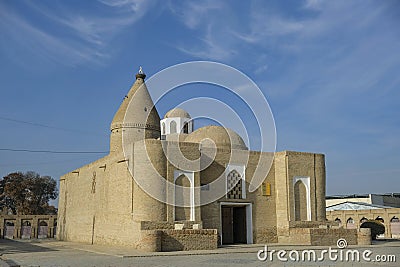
[184,126,247,150]
[164,108,191,119]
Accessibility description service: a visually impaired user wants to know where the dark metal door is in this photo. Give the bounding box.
[222,206,233,244]
[233,206,247,243]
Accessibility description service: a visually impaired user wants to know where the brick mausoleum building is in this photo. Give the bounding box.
[57,68,369,251]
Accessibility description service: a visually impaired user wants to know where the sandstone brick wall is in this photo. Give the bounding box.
[309,228,358,246]
[286,228,312,244]
[285,227,359,246]
[358,228,371,245]
[254,227,278,244]
[57,152,143,246]
[249,151,278,243]
[140,220,203,230]
[133,140,167,222]
[274,151,326,243]
[161,229,218,251]
[136,230,162,252]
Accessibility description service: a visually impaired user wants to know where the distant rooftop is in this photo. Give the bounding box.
[326,193,400,199]
[326,201,390,211]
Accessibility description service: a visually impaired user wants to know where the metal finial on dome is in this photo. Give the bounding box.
[135,66,146,80]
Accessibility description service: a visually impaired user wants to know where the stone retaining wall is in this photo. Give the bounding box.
[284,227,370,246]
[137,229,218,252]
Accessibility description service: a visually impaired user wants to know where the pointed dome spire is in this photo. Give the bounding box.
[110,67,160,153]
[136,66,146,79]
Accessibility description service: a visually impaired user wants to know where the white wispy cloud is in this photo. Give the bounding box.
[168,0,223,30]
[303,0,325,10]
[176,24,236,61]
[0,0,155,67]
[169,0,235,60]
[169,1,305,63]
[233,14,304,44]
[0,6,102,66]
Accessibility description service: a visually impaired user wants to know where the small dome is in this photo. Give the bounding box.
[184,126,247,150]
[164,108,191,119]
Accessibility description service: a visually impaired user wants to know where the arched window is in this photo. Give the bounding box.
[22,221,31,226]
[346,217,356,229]
[183,122,189,134]
[360,217,368,223]
[226,170,243,199]
[335,218,342,223]
[170,120,177,134]
[162,122,166,135]
[376,216,384,223]
[391,216,400,223]
[294,181,307,221]
[39,220,48,226]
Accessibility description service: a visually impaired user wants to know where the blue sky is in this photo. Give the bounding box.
[0,0,399,204]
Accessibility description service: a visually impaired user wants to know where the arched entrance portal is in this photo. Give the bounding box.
[38,220,48,238]
[21,220,32,239]
[220,203,253,245]
[4,221,15,239]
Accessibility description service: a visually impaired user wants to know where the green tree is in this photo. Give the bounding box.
[0,171,58,215]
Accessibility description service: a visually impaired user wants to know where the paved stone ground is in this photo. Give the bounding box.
[0,239,399,267]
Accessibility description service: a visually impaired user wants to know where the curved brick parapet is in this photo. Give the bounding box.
[136,230,162,252]
[358,228,371,245]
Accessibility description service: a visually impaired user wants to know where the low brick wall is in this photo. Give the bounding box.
[162,229,218,251]
[136,230,162,252]
[286,227,369,246]
[140,221,174,230]
[310,228,358,246]
[140,221,203,230]
[137,229,218,252]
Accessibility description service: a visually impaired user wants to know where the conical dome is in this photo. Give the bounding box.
[110,68,160,153]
